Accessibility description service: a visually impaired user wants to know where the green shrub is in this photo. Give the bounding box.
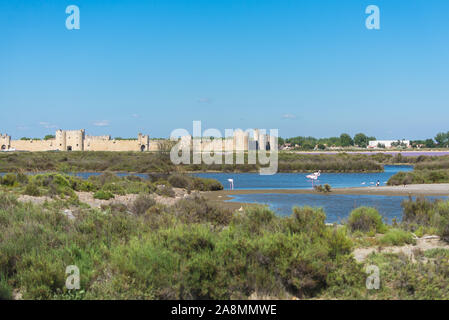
[16,173,29,185]
[313,184,331,193]
[23,183,42,197]
[287,206,327,235]
[131,194,156,215]
[347,207,386,234]
[173,196,232,226]
[78,181,96,192]
[401,197,449,241]
[168,174,191,189]
[388,169,449,185]
[424,248,449,259]
[0,274,12,300]
[156,185,175,198]
[1,173,17,187]
[379,229,416,246]
[102,183,126,195]
[0,192,19,210]
[191,177,223,191]
[93,190,115,200]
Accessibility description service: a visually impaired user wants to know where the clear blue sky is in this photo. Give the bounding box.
[1,0,448,140]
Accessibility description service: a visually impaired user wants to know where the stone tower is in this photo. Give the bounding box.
[138,133,150,151]
[0,133,11,150]
[55,130,67,151]
[55,129,85,151]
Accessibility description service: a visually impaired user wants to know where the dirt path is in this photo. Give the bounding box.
[17,188,196,209]
[353,236,449,262]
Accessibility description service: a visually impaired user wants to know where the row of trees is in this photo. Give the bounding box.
[280,131,449,150]
[280,133,376,150]
[410,131,449,149]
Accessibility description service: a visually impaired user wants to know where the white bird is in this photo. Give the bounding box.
[306,170,320,188]
[227,178,234,190]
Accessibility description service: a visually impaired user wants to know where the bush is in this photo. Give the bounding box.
[191,177,223,191]
[347,207,386,234]
[156,185,176,198]
[93,190,115,200]
[1,173,17,187]
[16,173,29,185]
[0,192,19,210]
[379,229,416,246]
[168,174,191,189]
[401,197,449,241]
[0,274,12,300]
[287,206,327,235]
[131,194,156,215]
[23,183,41,197]
[102,183,126,195]
[314,184,331,193]
[173,196,232,226]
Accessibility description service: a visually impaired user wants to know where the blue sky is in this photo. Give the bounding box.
[1,0,448,139]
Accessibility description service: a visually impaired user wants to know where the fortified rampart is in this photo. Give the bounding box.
[0,130,150,152]
[0,128,276,152]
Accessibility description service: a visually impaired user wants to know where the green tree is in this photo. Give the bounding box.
[278,137,285,146]
[340,133,354,147]
[353,133,373,148]
[425,139,436,148]
[435,132,449,147]
[44,135,55,140]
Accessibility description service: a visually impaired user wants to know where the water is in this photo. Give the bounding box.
[194,165,413,190]
[195,165,442,223]
[227,193,447,223]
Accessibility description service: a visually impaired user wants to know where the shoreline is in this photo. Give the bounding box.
[203,184,449,210]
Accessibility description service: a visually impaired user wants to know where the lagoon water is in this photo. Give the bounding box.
[194,165,413,190]
[195,165,448,222]
[227,193,446,223]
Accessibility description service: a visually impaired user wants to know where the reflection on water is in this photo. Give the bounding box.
[228,193,447,223]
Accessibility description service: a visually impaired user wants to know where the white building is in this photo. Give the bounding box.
[368,140,410,149]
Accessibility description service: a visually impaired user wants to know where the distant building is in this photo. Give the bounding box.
[368,140,410,149]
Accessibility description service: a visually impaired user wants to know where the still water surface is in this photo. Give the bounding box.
[195,166,447,222]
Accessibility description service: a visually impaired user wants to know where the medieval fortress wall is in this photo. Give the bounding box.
[0,129,276,152]
[0,130,150,152]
